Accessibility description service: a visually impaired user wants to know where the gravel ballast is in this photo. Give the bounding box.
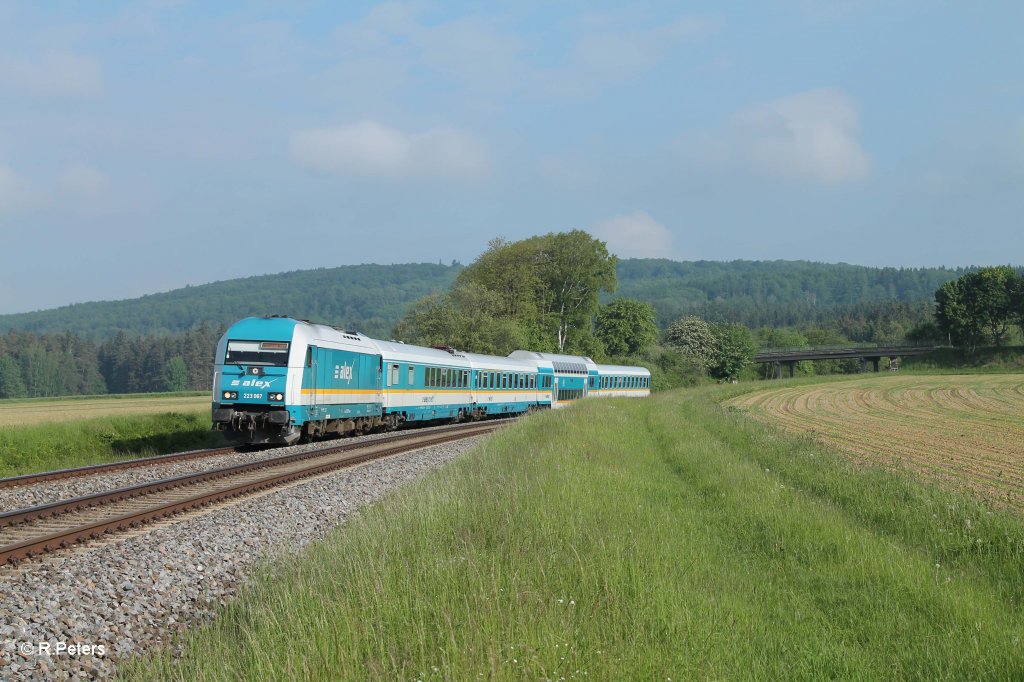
[0,423,470,513]
[0,435,483,680]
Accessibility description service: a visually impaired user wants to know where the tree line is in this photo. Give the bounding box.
[0,235,1016,400]
[0,325,223,399]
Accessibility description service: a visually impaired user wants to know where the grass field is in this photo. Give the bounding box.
[0,392,209,427]
[126,382,1024,680]
[0,393,224,477]
[726,374,1024,511]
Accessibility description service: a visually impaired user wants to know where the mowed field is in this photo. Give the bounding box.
[727,374,1024,510]
[0,394,210,427]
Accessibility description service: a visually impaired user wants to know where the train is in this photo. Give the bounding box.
[211,316,651,445]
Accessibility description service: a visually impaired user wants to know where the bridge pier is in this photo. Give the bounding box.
[860,357,881,373]
[772,361,797,379]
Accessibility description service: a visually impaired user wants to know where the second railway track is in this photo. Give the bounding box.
[0,420,503,566]
[0,445,244,490]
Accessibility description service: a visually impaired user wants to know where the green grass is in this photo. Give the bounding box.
[126,387,1024,680]
[0,411,227,478]
[0,390,207,406]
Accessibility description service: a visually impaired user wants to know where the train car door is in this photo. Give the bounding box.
[308,345,319,417]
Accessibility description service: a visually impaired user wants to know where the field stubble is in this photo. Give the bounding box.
[0,394,209,427]
[727,374,1024,510]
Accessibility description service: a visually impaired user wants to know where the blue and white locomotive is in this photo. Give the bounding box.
[212,316,651,445]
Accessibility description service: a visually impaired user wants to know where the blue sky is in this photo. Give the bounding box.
[0,1,1021,314]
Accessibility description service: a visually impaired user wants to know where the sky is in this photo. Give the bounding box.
[0,1,1021,314]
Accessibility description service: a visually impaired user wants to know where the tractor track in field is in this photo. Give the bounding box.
[726,375,1024,510]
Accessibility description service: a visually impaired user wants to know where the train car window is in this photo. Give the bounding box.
[305,347,312,368]
[389,364,399,387]
[409,365,415,385]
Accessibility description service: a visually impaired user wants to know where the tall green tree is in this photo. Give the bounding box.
[973,266,1016,346]
[934,267,1018,352]
[708,323,756,381]
[664,316,716,370]
[0,354,27,399]
[164,356,189,392]
[595,299,658,357]
[395,230,617,355]
[537,231,618,352]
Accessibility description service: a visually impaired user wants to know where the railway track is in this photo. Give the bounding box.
[0,421,502,565]
[0,445,242,490]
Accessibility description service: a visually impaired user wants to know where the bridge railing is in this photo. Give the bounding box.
[756,342,944,355]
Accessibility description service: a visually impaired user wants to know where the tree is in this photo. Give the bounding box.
[0,354,27,399]
[394,230,617,355]
[664,316,716,369]
[1013,273,1024,339]
[708,323,756,381]
[595,299,658,356]
[164,356,189,392]
[934,267,1018,352]
[972,266,1015,346]
[935,278,984,352]
[537,231,618,352]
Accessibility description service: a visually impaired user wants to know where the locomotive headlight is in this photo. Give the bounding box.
[223,391,238,400]
[269,392,284,401]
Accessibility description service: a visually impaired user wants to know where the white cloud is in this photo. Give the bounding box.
[0,50,102,97]
[591,211,677,259]
[289,120,489,180]
[687,88,870,185]
[58,164,110,197]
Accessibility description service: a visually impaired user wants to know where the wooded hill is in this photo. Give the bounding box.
[0,260,965,341]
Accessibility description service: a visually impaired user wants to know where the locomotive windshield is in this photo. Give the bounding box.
[225,340,290,366]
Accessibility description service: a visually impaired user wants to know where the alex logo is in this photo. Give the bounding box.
[334,364,353,382]
[232,378,273,388]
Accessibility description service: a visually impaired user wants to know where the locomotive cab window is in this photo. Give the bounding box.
[226,340,290,367]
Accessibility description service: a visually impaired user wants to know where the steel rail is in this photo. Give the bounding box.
[0,420,502,565]
[0,446,243,490]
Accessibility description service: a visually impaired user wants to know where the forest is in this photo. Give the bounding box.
[0,246,1011,399]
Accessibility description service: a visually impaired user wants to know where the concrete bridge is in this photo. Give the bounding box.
[755,344,940,378]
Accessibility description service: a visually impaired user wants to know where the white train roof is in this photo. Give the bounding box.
[369,339,472,368]
[596,364,651,376]
[508,350,597,374]
[462,352,539,373]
